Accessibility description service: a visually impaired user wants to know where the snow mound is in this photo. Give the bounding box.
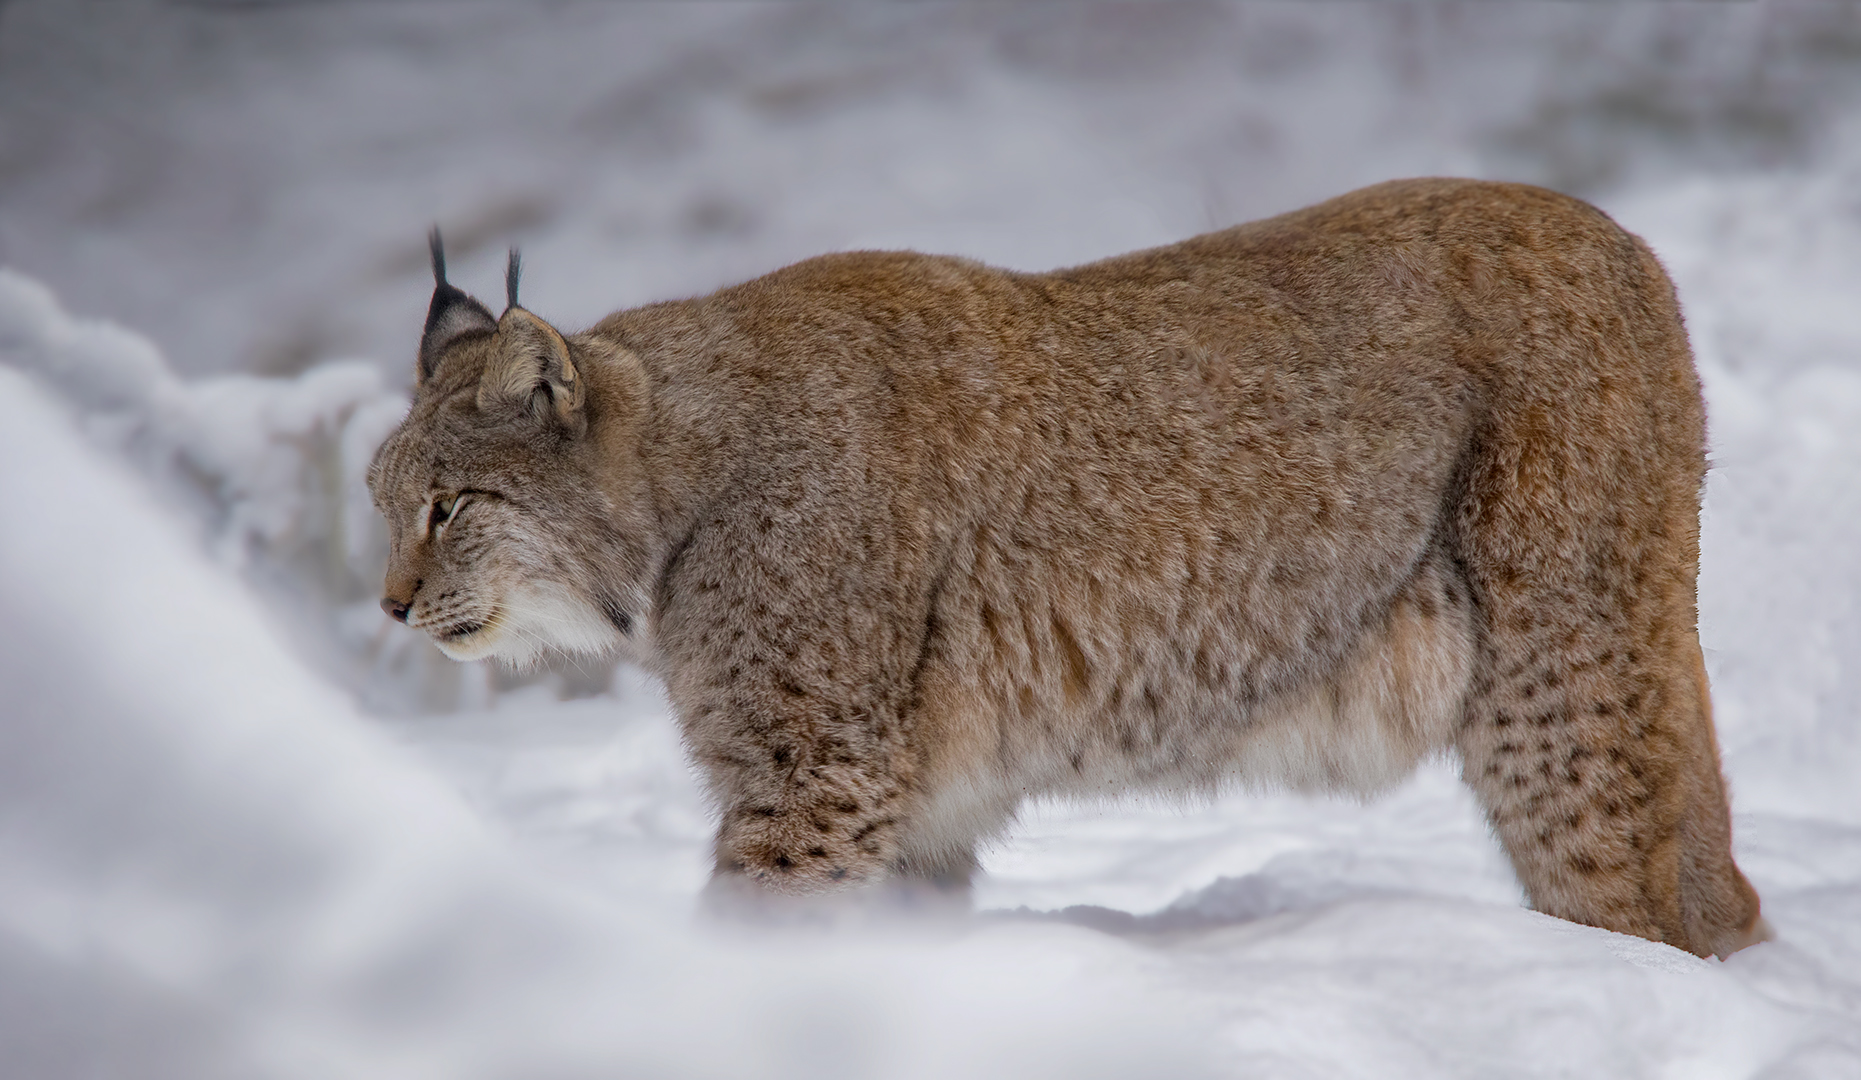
[0,268,487,711]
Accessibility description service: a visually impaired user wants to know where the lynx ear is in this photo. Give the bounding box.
[477,305,586,438]
[418,228,497,384]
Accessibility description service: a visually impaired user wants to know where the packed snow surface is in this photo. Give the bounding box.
[3,5,1860,1078]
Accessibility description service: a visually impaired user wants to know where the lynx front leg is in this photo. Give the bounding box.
[680,639,976,905]
[696,700,989,905]
[672,640,918,893]
[703,711,914,895]
[655,503,936,897]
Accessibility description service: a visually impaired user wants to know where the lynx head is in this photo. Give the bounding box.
[367,231,650,667]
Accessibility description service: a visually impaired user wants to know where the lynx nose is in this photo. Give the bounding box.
[381,597,411,623]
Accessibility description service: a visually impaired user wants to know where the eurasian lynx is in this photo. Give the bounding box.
[369,179,1764,958]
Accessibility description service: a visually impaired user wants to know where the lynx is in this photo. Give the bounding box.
[369,179,1765,958]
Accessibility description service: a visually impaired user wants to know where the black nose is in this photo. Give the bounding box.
[381,597,411,623]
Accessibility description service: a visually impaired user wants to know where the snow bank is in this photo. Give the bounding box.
[0,268,396,577]
[0,268,487,712]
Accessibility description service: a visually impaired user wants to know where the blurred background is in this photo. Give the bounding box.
[3,4,1860,1077]
[7,2,1861,380]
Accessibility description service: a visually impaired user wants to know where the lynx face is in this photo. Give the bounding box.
[367,241,651,669]
[369,416,629,667]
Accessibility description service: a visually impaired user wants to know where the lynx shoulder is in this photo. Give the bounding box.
[369,178,1764,958]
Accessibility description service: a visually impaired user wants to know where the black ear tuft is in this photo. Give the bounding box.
[418,227,497,384]
[505,247,522,312]
[429,226,448,286]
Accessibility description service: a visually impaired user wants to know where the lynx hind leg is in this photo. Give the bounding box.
[1454,467,1761,956]
[1457,613,1760,957]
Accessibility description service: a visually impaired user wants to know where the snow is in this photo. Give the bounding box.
[3,5,1860,1077]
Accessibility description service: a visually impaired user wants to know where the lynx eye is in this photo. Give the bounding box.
[430,495,459,532]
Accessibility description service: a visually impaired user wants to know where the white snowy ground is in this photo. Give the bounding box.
[4,5,1861,1078]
